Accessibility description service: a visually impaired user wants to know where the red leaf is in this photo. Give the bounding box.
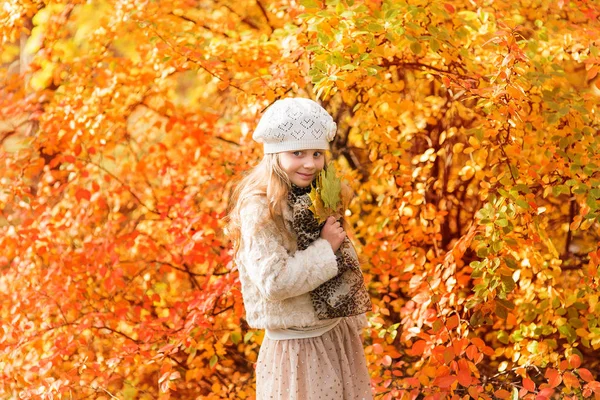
[545,368,562,388]
[436,375,457,388]
[444,3,455,13]
[466,345,479,361]
[453,338,468,356]
[578,368,594,383]
[559,360,569,371]
[523,377,536,391]
[75,188,91,202]
[494,389,511,399]
[457,360,472,387]
[536,387,554,400]
[410,340,426,356]
[481,346,495,356]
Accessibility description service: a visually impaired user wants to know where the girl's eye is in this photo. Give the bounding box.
[293,151,303,156]
[313,151,322,157]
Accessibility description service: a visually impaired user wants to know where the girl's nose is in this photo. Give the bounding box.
[304,159,315,169]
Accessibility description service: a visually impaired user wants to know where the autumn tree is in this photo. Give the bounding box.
[1,0,600,399]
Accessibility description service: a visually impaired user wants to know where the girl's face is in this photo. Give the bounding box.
[278,149,326,187]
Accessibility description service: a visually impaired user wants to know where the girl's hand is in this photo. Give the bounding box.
[320,216,346,252]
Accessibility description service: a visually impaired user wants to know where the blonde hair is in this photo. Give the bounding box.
[225,153,295,258]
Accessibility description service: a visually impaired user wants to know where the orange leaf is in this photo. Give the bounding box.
[444,3,455,13]
[563,371,580,389]
[75,188,91,202]
[587,65,598,81]
[569,354,581,369]
[436,375,457,388]
[523,377,536,391]
[559,360,569,371]
[545,368,562,388]
[405,377,420,388]
[410,340,426,356]
[457,360,472,387]
[446,314,459,330]
[453,338,468,356]
[372,343,383,354]
[166,117,176,132]
[468,386,481,399]
[466,345,479,361]
[577,368,594,383]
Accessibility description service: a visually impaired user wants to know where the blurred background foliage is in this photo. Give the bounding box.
[1,0,600,398]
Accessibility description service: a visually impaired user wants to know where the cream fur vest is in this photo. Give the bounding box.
[234,194,339,329]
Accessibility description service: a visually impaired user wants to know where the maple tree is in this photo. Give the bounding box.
[1,0,600,399]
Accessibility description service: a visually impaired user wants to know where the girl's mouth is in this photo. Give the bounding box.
[298,173,313,179]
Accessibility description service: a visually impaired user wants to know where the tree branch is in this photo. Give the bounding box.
[220,3,261,30]
[564,196,576,258]
[255,0,274,33]
[168,11,234,38]
[83,157,167,218]
[95,326,141,344]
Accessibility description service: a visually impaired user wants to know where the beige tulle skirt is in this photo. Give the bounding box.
[255,315,372,400]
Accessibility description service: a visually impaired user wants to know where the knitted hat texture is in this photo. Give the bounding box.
[252,98,337,154]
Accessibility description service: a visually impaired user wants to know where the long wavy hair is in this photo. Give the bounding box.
[225,153,299,258]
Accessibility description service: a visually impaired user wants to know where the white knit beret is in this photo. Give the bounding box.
[252,98,337,154]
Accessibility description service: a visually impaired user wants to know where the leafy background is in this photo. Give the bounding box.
[1,0,600,399]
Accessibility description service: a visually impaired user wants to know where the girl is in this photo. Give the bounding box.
[226,97,372,400]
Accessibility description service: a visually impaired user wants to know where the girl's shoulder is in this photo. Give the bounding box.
[240,192,268,211]
[239,193,269,225]
[239,192,293,227]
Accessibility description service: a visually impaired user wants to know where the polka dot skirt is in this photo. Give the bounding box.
[255,315,373,400]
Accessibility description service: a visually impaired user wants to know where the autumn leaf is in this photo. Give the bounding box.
[545,368,562,388]
[308,162,349,223]
[523,377,536,391]
[577,368,594,383]
[435,375,457,388]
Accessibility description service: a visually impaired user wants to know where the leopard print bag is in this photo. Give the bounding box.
[288,183,372,320]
